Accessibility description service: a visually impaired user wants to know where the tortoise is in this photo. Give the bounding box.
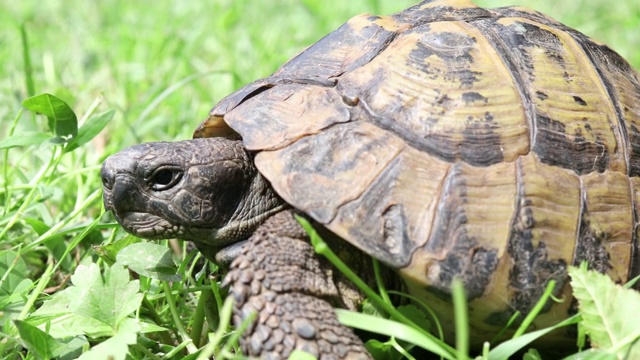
[100,0,640,358]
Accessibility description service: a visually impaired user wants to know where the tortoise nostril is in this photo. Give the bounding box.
[100,165,115,190]
[101,174,111,189]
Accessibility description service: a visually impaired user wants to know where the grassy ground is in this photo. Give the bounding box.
[1,0,640,359]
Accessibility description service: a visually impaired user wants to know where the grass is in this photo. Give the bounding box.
[1,0,639,359]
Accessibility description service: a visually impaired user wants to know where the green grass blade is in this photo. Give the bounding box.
[452,279,469,360]
[336,309,456,360]
[488,315,581,360]
[162,280,198,354]
[65,109,115,152]
[20,23,35,97]
[0,131,51,150]
[512,280,558,339]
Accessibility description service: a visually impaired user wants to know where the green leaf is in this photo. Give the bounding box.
[139,321,168,334]
[31,296,114,339]
[14,319,86,359]
[0,251,32,324]
[30,287,114,338]
[366,339,399,360]
[77,318,140,360]
[0,131,52,149]
[562,349,618,360]
[522,348,542,360]
[117,242,181,282]
[31,262,143,339]
[32,312,115,339]
[71,263,143,328]
[65,109,115,152]
[23,218,51,236]
[569,265,640,358]
[0,279,32,313]
[94,234,141,266]
[396,304,431,332]
[361,300,383,317]
[0,250,29,296]
[15,319,63,359]
[22,93,78,141]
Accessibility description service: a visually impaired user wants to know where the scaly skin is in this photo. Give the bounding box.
[225,211,371,359]
[101,138,372,359]
[101,138,285,256]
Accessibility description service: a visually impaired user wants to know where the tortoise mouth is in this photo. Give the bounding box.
[116,211,225,243]
[117,212,176,239]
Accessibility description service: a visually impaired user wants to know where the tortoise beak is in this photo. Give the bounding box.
[101,154,139,216]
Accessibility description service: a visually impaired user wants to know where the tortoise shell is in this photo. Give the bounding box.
[195,0,640,339]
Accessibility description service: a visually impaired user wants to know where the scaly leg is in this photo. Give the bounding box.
[224,210,372,359]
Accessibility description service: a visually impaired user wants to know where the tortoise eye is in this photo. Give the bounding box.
[148,167,183,191]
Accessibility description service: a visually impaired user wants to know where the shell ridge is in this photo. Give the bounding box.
[567,32,631,176]
[393,0,494,28]
[572,174,587,271]
[467,17,536,154]
[629,178,640,289]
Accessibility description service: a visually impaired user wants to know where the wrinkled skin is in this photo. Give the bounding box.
[101,138,373,359]
[101,138,284,261]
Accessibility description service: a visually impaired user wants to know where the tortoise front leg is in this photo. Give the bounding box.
[224,210,371,359]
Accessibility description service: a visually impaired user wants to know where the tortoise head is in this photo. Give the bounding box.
[101,137,284,256]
